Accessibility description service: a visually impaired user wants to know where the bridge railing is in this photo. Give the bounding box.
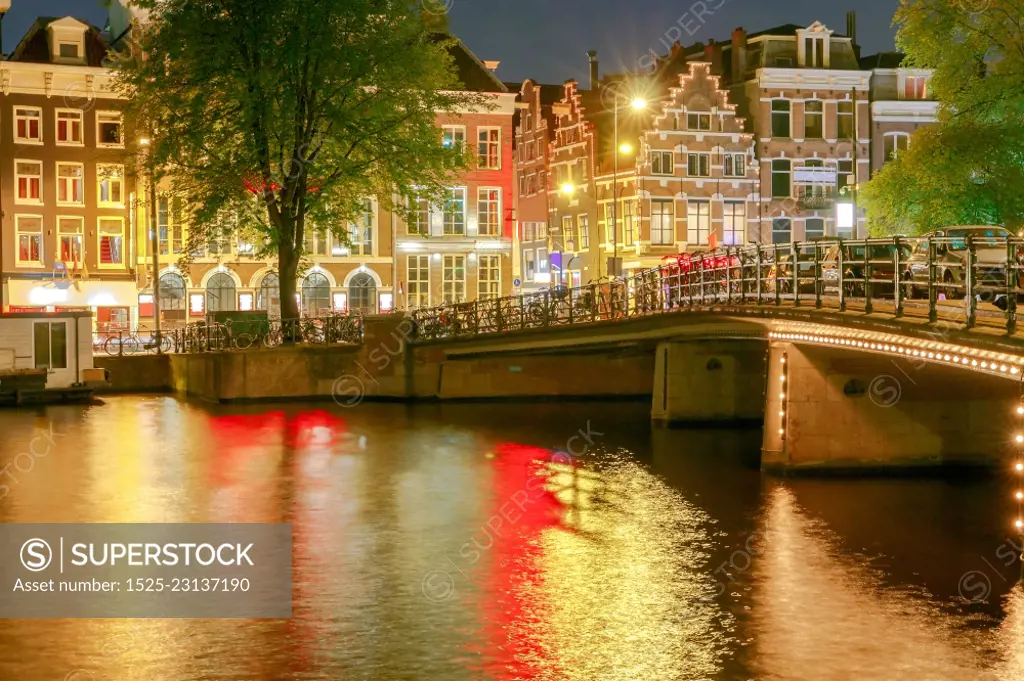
[411,235,1024,340]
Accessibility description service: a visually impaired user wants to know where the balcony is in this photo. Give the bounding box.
[797,195,835,211]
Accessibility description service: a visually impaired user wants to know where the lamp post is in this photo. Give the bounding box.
[0,1,9,311]
[140,136,161,351]
[610,95,646,279]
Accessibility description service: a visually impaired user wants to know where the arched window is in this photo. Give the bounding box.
[348,272,377,314]
[257,272,281,318]
[159,272,186,310]
[883,132,910,164]
[206,272,236,313]
[301,272,331,317]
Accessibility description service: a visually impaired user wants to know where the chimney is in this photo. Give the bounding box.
[483,60,500,72]
[669,41,682,60]
[587,50,599,90]
[731,27,747,79]
[846,11,859,60]
[704,38,723,74]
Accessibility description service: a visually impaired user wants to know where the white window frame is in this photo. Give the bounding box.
[97,164,125,207]
[651,150,674,176]
[883,132,910,163]
[98,217,125,268]
[442,254,466,303]
[686,113,711,131]
[687,153,710,178]
[770,100,791,139]
[686,200,711,244]
[837,100,854,140]
[477,187,501,236]
[477,254,501,300]
[443,187,466,235]
[804,99,824,139]
[723,153,746,178]
[477,127,501,170]
[96,111,124,148]
[347,199,374,256]
[442,125,466,151]
[579,214,590,249]
[303,226,330,257]
[55,108,84,146]
[524,250,536,279]
[14,159,43,205]
[723,201,745,245]
[407,254,430,308]
[57,216,85,266]
[15,214,44,267]
[56,162,85,206]
[650,200,674,245]
[562,215,577,250]
[14,107,43,145]
[901,74,928,100]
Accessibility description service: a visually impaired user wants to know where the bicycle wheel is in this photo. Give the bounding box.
[233,332,255,350]
[104,336,122,356]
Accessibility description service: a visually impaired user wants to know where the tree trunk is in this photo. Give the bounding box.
[278,241,300,321]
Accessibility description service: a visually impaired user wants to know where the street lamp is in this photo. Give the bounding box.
[140,135,161,351]
[610,93,645,278]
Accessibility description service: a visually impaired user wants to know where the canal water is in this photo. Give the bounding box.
[0,395,1020,680]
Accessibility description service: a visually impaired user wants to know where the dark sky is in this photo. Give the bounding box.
[7,0,901,84]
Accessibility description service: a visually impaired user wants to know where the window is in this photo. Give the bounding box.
[478,254,501,299]
[302,273,331,317]
[59,42,80,59]
[348,200,373,255]
[771,101,791,138]
[303,226,329,256]
[443,255,466,303]
[805,217,825,240]
[526,174,536,194]
[257,273,281,317]
[904,76,927,100]
[97,165,125,206]
[14,107,42,143]
[519,173,526,196]
[604,203,616,243]
[411,196,430,235]
[838,159,854,189]
[687,113,711,131]
[562,215,577,249]
[478,128,501,169]
[837,101,854,140]
[771,159,791,198]
[348,273,377,314]
[159,272,187,311]
[687,153,710,177]
[651,150,674,175]
[237,236,255,257]
[623,200,636,245]
[98,218,124,266]
[56,110,83,145]
[804,100,823,139]
[15,160,42,203]
[443,188,466,235]
[524,250,537,279]
[56,163,84,205]
[58,217,84,265]
[158,196,185,255]
[650,200,674,245]
[33,322,67,370]
[538,248,548,271]
[97,111,124,147]
[772,218,792,244]
[442,125,466,151]
[723,202,745,245]
[407,255,430,308]
[15,215,43,265]
[884,133,910,163]
[205,273,236,312]
[579,214,590,249]
[724,153,746,177]
[477,188,500,236]
[686,201,711,244]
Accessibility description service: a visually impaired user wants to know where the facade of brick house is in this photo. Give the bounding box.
[860,52,937,176]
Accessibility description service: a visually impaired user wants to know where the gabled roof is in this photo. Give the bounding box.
[746,23,848,39]
[8,16,110,66]
[860,51,905,69]
[432,33,507,93]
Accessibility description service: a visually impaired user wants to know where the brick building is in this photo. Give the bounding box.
[860,51,937,175]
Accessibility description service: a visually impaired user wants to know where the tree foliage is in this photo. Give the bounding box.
[116,0,480,318]
[861,0,1024,234]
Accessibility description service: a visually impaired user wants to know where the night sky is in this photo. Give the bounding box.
[8,0,901,84]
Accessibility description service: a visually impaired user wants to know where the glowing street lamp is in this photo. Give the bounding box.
[619,143,633,154]
[631,97,647,111]
[560,182,576,196]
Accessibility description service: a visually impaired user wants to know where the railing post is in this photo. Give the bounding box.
[774,247,781,307]
[864,239,873,315]
[928,237,938,323]
[725,248,732,305]
[117,330,124,357]
[792,242,800,308]
[755,245,763,306]
[814,242,822,309]
[543,291,551,326]
[965,236,976,329]
[893,236,904,318]
[1008,239,1018,335]
[698,255,706,305]
[838,243,846,312]
[519,295,526,330]
[473,300,480,335]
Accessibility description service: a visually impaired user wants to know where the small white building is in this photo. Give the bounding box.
[0,311,96,391]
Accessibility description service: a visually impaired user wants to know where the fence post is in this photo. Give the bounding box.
[965,236,976,329]
[755,245,762,306]
[1008,239,1018,335]
[893,236,904,318]
[864,239,873,315]
[792,242,801,308]
[838,244,846,312]
[927,237,938,323]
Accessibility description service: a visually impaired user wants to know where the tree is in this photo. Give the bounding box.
[861,0,1024,234]
[116,0,480,320]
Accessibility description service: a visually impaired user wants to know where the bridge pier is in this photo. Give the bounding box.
[652,340,766,425]
[762,341,1014,472]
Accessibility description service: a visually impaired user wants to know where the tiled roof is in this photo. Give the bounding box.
[8,16,109,66]
[860,52,905,69]
[432,33,507,93]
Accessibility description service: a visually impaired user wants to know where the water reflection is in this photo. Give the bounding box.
[0,397,1020,679]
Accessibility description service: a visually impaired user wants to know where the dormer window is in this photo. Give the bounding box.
[804,38,824,67]
[47,17,89,65]
[59,42,80,59]
[797,22,832,68]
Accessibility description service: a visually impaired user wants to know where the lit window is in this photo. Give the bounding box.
[524,250,536,279]
[58,217,84,265]
[903,76,927,100]
[477,188,500,236]
[410,196,430,235]
[407,255,430,308]
[15,160,43,204]
[303,226,329,256]
[99,218,124,266]
[14,108,42,143]
[578,214,590,249]
[98,165,124,206]
[443,188,466,235]
[723,202,745,245]
[562,215,577,250]
[442,125,465,151]
[477,128,501,169]
[56,110,83,145]
[157,196,185,255]
[477,254,501,300]
[651,150,674,175]
[442,255,466,303]
[97,111,124,147]
[687,153,710,177]
[686,200,711,244]
[15,215,43,266]
[34,322,67,370]
[650,199,674,245]
[623,201,636,245]
[687,113,711,131]
[348,199,374,255]
[57,163,84,204]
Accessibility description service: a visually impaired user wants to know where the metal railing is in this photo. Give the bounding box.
[412,235,1024,340]
[94,314,364,355]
